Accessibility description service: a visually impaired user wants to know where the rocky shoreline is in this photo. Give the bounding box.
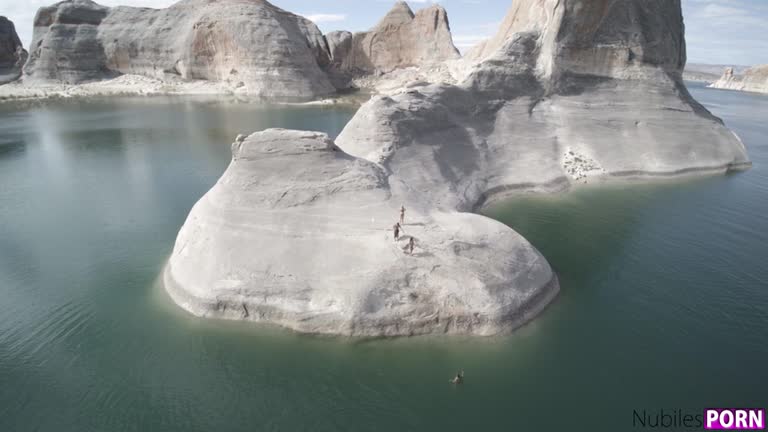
[0,73,363,103]
[710,65,768,94]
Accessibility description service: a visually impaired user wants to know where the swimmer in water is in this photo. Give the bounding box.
[450,370,464,384]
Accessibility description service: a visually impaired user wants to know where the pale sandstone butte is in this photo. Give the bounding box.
[0,17,28,85]
[332,1,460,75]
[23,0,112,84]
[23,0,335,98]
[337,0,750,213]
[711,65,768,94]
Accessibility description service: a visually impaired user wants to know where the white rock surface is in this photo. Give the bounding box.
[22,0,335,99]
[710,65,768,94]
[325,31,352,68]
[336,0,751,211]
[23,0,113,84]
[165,129,558,337]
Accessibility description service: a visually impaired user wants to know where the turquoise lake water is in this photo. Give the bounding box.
[0,84,766,431]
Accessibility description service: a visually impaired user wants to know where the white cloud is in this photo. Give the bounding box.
[696,3,764,25]
[303,13,347,23]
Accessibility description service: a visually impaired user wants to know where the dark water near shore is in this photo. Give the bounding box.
[1,85,766,431]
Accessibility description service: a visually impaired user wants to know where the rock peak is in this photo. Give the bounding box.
[331,1,458,75]
[414,4,452,32]
[376,1,415,28]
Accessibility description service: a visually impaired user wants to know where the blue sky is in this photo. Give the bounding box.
[3,0,767,66]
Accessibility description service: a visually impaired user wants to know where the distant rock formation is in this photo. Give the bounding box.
[23,0,336,98]
[328,1,459,76]
[0,17,28,85]
[710,65,768,94]
[18,0,462,97]
[336,0,750,212]
[165,129,558,336]
[684,63,749,83]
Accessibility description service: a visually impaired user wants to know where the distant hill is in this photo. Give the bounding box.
[684,63,751,83]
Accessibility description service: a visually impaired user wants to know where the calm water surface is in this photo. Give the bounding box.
[0,86,766,431]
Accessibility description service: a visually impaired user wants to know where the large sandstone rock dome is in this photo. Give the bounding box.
[165,130,558,337]
[23,0,336,98]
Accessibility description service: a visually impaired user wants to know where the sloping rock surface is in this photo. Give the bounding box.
[23,0,335,98]
[0,17,27,85]
[336,0,750,211]
[710,65,768,94]
[684,63,749,83]
[165,129,558,336]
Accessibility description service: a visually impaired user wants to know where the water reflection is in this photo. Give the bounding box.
[0,138,25,159]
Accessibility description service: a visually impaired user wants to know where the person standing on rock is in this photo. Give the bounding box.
[400,205,406,225]
[408,237,415,255]
[393,222,401,241]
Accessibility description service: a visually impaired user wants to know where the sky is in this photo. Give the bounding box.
[2,0,767,67]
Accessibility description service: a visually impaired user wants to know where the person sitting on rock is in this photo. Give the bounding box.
[400,205,406,225]
[393,222,401,241]
[450,370,464,385]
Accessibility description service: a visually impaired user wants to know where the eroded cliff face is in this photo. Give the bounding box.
[330,1,460,75]
[23,0,110,84]
[23,0,335,98]
[0,17,27,84]
[464,0,686,84]
[337,0,750,212]
[14,0,465,96]
[711,65,768,94]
